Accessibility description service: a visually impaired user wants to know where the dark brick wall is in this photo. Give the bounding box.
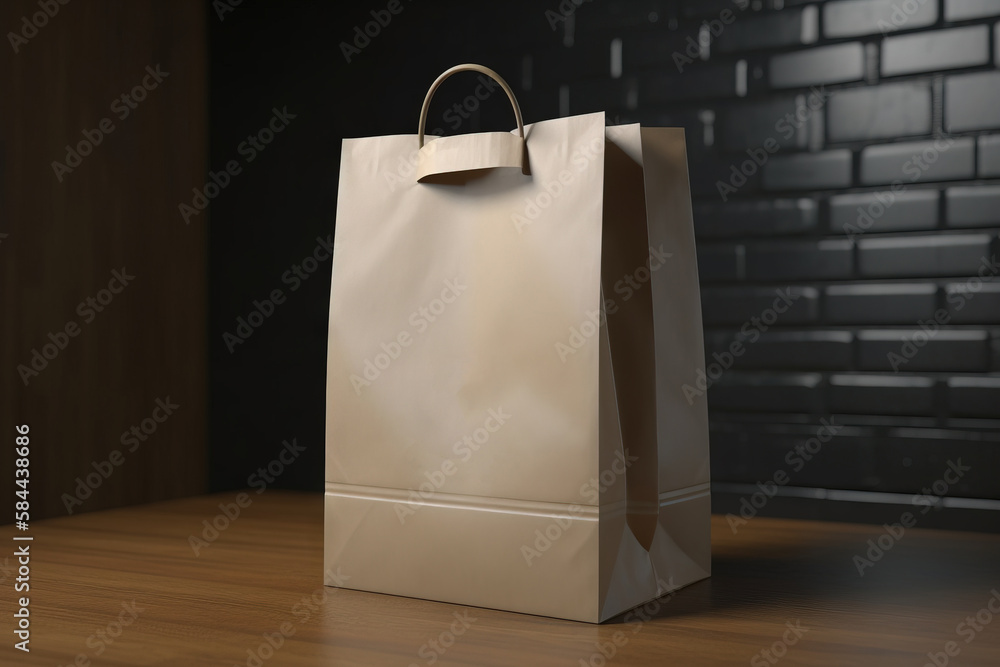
[522,0,1000,517]
[209,0,1000,527]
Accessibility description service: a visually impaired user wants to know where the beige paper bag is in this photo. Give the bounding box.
[325,64,710,623]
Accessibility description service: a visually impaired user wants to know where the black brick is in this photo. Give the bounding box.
[716,7,819,53]
[621,30,698,71]
[642,61,736,102]
[698,244,745,282]
[826,283,939,324]
[769,43,865,89]
[945,283,1000,323]
[681,0,751,19]
[701,286,820,325]
[568,79,630,114]
[829,374,936,416]
[689,154,762,197]
[693,199,819,238]
[710,425,1000,498]
[720,97,809,152]
[709,372,824,413]
[714,427,1000,500]
[828,83,932,143]
[575,1,670,35]
[945,0,1000,21]
[860,138,975,186]
[521,0,1000,475]
[829,190,940,234]
[948,376,1000,417]
[945,72,1000,132]
[518,89,559,123]
[947,186,1000,228]
[979,135,1000,177]
[621,109,707,147]
[745,239,853,281]
[881,25,990,77]
[763,150,853,191]
[857,330,991,372]
[708,330,853,370]
[857,233,996,277]
[824,0,937,38]
[994,332,1000,372]
[533,45,610,87]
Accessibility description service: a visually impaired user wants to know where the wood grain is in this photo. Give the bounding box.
[4,490,1000,666]
[0,0,207,518]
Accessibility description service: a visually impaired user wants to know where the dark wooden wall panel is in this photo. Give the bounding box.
[0,0,207,519]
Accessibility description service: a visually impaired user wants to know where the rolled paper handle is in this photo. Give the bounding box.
[417,64,525,148]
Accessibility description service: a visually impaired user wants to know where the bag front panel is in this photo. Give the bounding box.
[327,112,607,505]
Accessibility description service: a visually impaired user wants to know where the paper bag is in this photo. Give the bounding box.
[325,64,710,623]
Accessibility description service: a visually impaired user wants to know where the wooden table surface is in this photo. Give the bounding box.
[4,491,1000,666]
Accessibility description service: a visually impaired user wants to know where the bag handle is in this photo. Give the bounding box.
[417,64,525,148]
